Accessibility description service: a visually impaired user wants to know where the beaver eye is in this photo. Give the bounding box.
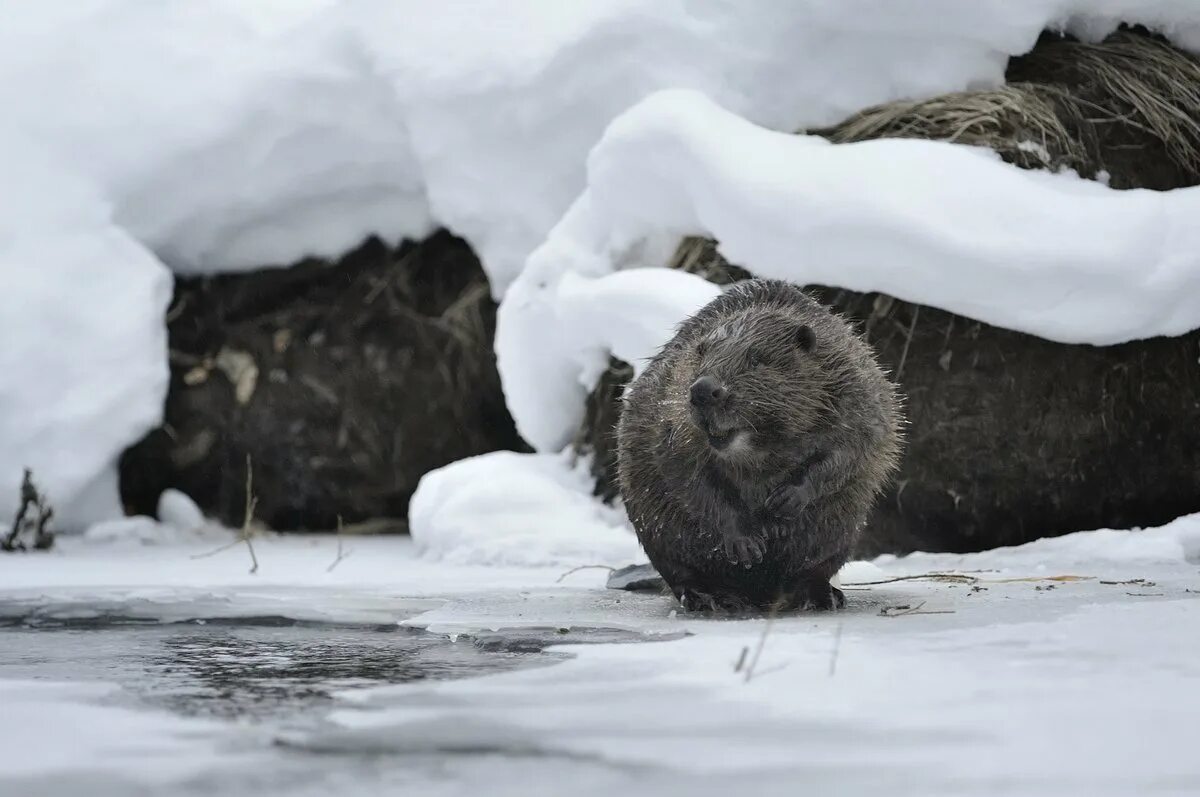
[795,324,815,352]
[696,340,709,357]
[747,350,765,368]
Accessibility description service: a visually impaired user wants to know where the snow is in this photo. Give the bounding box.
[497,88,1200,450]
[7,1,1200,527]
[156,489,207,534]
[409,451,645,568]
[0,139,171,529]
[2,518,1199,795]
[0,680,225,786]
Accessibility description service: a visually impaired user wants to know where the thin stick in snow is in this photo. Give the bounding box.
[842,573,979,587]
[743,599,783,683]
[555,564,615,583]
[240,454,259,574]
[326,515,353,572]
[191,454,258,574]
[879,601,955,617]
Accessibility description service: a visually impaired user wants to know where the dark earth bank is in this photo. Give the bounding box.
[120,231,526,532]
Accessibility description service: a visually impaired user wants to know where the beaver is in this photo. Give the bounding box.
[616,279,903,612]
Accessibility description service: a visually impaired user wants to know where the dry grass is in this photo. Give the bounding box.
[813,30,1200,187]
[812,84,1088,172]
[1020,30,1200,177]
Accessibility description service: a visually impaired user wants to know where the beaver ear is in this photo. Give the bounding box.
[795,324,815,352]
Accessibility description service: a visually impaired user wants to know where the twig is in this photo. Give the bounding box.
[190,538,243,559]
[828,622,844,677]
[844,572,1093,587]
[753,662,790,678]
[743,599,783,683]
[326,515,353,573]
[843,573,980,587]
[733,646,749,673]
[5,468,37,550]
[33,502,55,550]
[555,564,615,584]
[990,575,1092,583]
[879,601,956,617]
[5,469,56,552]
[241,455,259,574]
[896,305,920,379]
[164,294,189,323]
[191,454,258,574]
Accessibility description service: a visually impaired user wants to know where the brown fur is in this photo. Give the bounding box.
[617,279,903,612]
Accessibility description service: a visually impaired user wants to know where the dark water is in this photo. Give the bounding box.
[0,614,668,720]
[0,602,689,797]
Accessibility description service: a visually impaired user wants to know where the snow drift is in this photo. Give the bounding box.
[0,138,171,528]
[496,89,1200,451]
[5,1,1200,528]
[409,451,644,568]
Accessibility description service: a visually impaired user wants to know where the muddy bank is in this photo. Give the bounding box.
[120,231,525,531]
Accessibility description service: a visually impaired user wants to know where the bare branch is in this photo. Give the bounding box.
[326,515,353,573]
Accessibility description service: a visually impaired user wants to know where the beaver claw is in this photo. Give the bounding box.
[721,532,765,567]
[765,482,817,520]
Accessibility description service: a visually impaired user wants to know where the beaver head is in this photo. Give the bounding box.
[675,307,832,463]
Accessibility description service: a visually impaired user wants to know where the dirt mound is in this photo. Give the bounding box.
[120,231,525,531]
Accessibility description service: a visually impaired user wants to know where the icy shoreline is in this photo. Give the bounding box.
[1,523,1198,796]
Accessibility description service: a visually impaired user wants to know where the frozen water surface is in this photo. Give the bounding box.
[1,528,1198,796]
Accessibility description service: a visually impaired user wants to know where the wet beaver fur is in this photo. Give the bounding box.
[617,279,903,612]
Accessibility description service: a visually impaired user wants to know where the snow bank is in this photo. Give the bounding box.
[498,89,1200,450]
[877,511,1200,570]
[0,138,171,528]
[409,451,644,568]
[7,1,1200,528]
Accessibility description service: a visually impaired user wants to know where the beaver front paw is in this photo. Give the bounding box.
[678,586,758,615]
[720,532,765,568]
[765,481,817,520]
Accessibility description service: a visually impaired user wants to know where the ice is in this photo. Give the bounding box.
[2,523,1198,795]
[0,680,225,786]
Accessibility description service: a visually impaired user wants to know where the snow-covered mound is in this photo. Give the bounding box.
[497,89,1200,451]
[0,138,171,528]
[6,1,1200,528]
[409,451,644,568]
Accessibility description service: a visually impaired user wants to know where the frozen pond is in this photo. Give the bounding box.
[0,598,683,797]
[1,530,1198,797]
[0,616,620,720]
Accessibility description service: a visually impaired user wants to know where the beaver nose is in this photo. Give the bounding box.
[689,376,727,408]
